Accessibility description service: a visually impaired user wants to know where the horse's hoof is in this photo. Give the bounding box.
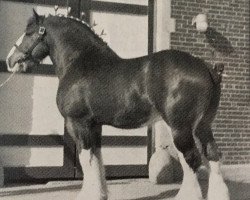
[207,172,230,200]
[76,195,107,200]
[175,194,204,200]
[175,188,203,200]
[207,185,230,200]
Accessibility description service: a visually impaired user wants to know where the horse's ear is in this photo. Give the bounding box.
[32,9,39,23]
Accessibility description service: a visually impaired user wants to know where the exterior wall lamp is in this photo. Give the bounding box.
[192,13,208,33]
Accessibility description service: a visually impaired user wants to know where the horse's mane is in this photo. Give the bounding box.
[47,14,109,48]
[39,13,120,64]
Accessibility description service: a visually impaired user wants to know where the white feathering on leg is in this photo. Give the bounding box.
[175,153,204,200]
[76,148,108,200]
[207,161,230,200]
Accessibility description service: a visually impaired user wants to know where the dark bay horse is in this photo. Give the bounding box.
[6,10,230,200]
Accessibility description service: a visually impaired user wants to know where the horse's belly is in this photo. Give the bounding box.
[140,113,162,127]
[111,108,161,129]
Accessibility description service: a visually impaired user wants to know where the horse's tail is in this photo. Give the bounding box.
[208,63,224,85]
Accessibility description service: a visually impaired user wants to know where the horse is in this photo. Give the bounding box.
[6,10,230,200]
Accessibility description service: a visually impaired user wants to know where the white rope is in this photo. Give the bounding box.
[0,72,15,88]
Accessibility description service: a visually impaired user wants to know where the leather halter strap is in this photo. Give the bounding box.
[15,26,46,64]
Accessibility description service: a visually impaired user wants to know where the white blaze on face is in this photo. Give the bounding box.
[6,33,25,72]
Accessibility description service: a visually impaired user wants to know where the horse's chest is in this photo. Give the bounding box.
[56,82,91,118]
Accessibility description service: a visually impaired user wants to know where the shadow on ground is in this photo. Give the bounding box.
[226,180,250,200]
[129,189,178,200]
[125,179,250,200]
[1,178,250,200]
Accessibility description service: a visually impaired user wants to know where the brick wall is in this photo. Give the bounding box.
[171,0,250,164]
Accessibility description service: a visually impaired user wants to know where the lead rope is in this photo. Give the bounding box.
[0,72,16,88]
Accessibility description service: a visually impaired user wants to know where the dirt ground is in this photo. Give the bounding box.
[0,178,249,200]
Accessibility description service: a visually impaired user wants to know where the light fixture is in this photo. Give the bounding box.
[192,13,208,33]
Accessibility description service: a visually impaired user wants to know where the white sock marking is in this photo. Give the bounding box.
[207,161,230,200]
[77,148,107,200]
[175,152,203,200]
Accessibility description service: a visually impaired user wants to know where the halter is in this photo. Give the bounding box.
[14,26,46,64]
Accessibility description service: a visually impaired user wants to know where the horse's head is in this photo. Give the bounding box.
[6,9,49,73]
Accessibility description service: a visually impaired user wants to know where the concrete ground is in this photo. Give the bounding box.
[0,178,249,200]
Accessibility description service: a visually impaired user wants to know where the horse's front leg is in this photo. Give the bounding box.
[66,118,108,200]
[78,147,107,200]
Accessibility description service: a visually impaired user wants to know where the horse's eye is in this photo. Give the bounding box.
[25,28,34,36]
[25,32,32,36]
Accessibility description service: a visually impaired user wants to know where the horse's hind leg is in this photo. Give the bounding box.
[196,123,230,200]
[66,118,107,200]
[172,127,204,200]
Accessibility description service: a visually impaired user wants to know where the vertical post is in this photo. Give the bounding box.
[147,0,156,165]
[63,0,82,178]
[63,124,76,178]
[154,0,174,51]
[148,0,155,55]
[71,0,92,179]
[68,0,81,18]
[80,0,91,23]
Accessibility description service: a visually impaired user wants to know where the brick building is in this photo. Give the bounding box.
[171,0,250,164]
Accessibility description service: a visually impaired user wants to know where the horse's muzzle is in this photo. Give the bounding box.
[6,48,27,73]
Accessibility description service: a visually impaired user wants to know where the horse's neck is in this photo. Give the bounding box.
[46,22,121,78]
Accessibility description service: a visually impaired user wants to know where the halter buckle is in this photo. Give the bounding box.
[39,26,46,35]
